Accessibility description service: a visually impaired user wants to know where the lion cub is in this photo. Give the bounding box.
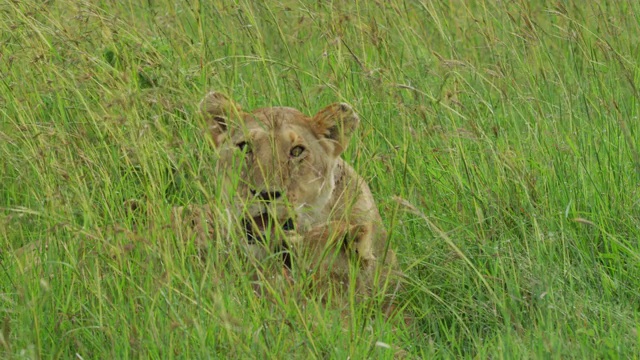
[175,92,397,293]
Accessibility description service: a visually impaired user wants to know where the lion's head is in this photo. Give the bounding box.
[200,92,360,248]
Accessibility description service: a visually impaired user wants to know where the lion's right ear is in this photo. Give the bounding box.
[311,103,360,157]
[199,91,242,146]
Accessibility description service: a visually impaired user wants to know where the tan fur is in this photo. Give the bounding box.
[174,91,397,294]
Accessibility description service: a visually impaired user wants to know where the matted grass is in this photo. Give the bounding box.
[1,0,639,358]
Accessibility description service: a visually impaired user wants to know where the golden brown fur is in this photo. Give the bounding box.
[174,91,397,294]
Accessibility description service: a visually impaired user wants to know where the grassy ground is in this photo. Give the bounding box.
[1,0,639,358]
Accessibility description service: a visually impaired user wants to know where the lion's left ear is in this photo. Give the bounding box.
[311,103,360,156]
[199,91,243,147]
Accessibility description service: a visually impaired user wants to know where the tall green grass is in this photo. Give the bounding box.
[1,0,639,358]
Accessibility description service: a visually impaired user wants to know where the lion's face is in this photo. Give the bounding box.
[217,107,338,237]
[200,92,359,243]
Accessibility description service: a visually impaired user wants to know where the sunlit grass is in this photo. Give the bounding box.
[1,0,639,358]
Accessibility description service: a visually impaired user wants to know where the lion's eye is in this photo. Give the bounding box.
[290,145,305,158]
[236,141,251,153]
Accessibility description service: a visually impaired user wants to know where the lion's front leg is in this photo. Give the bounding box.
[297,220,377,275]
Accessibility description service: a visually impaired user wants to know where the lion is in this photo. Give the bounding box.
[174,91,397,295]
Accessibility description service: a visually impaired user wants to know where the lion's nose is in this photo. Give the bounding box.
[251,189,282,201]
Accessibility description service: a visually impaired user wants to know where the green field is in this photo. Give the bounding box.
[2,0,639,358]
